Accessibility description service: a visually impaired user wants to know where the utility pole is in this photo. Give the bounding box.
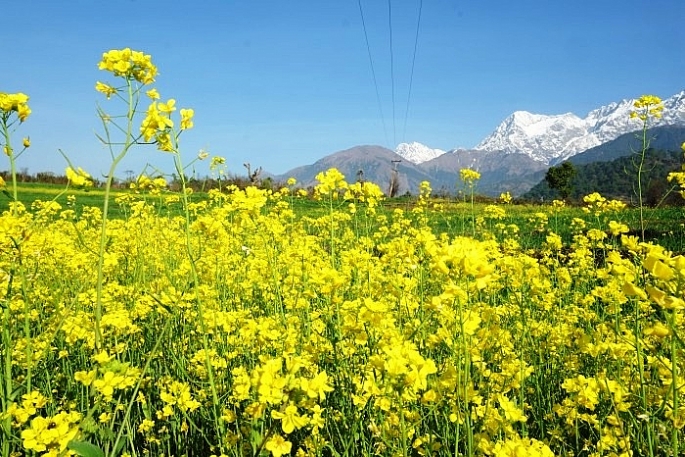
[389,159,402,197]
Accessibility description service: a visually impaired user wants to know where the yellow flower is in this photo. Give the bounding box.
[158,98,176,114]
[265,435,292,457]
[180,108,194,130]
[146,88,160,100]
[98,48,157,84]
[156,131,174,152]
[630,94,664,121]
[314,168,348,195]
[140,101,173,141]
[74,370,97,386]
[93,371,119,397]
[95,81,118,99]
[66,166,94,187]
[210,156,226,169]
[460,168,481,184]
[21,416,50,452]
[271,404,308,434]
[644,254,675,281]
[608,220,629,236]
[21,411,81,454]
[22,137,30,148]
[644,321,670,338]
[300,371,334,401]
[0,92,31,121]
[498,394,527,422]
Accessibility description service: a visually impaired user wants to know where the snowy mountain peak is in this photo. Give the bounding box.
[395,142,446,164]
[474,91,685,164]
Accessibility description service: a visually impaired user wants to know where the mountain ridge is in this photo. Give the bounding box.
[277,92,685,196]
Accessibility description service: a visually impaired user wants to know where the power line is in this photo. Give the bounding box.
[357,0,389,148]
[402,0,423,142]
[388,0,396,147]
[358,0,422,149]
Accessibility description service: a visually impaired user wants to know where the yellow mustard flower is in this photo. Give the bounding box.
[630,94,664,121]
[98,48,157,84]
[95,81,118,98]
[146,88,160,100]
[265,435,292,457]
[459,167,481,183]
[271,404,309,434]
[180,108,194,130]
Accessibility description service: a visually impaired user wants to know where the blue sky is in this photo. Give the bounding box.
[4,0,685,179]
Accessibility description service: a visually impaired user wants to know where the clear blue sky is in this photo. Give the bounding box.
[4,0,685,178]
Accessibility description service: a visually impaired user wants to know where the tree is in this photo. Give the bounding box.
[545,161,576,200]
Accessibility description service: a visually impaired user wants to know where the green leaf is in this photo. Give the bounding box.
[67,441,105,457]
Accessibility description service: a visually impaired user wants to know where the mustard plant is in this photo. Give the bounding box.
[0,92,31,457]
[0,92,31,206]
[93,48,158,348]
[459,168,480,236]
[629,94,664,242]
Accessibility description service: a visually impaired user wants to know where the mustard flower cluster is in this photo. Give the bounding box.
[630,94,664,121]
[95,48,194,153]
[65,167,94,188]
[97,48,158,84]
[314,167,348,197]
[129,174,167,194]
[138,97,194,151]
[21,411,82,456]
[459,167,481,184]
[0,92,31,122]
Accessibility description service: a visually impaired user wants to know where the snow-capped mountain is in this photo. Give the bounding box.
[395,142,446,163]
[475,91,685,163]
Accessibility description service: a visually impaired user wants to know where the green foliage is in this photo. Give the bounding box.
[544,161,576,199]
[68,441,105,457]
[526,149,685,205]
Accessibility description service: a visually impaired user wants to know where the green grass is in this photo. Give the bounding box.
[2,182,684,252]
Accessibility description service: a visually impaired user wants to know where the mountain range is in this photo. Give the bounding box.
[275,91,685,196]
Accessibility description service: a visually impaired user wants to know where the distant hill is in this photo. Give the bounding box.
[561,126,685,165]
[523,149,685,204]
[417,149,548,196]
[277,145,434,195]
[274,113,685,198]
[277,127,685,198]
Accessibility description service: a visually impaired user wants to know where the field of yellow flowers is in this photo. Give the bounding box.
[2,49,685,457]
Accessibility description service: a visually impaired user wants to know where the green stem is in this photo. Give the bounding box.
[0,118,18,208]
[174,152,226,448]
[1,306,12,457]
[670,310,679,457]
[95,80,136,349]
[636,121,648,242]
[635,300,654,457]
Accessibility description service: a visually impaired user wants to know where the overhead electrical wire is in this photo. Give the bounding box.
[402,0,423,143]
[388,0,396,146]
[357,0,390,148]
[357,0,422,149]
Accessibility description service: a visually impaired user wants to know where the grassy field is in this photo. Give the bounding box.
[3,181,684,252]
[1,176,684,457]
